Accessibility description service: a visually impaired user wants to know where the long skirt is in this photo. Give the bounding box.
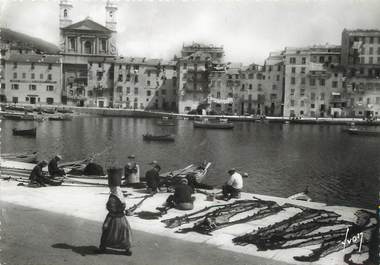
[100,214,132,250]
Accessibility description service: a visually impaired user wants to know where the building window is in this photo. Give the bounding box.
[97,72,102,81]
[319,56,325,63]
[31,63,35,70]
[369,47,373,55]
[46,97,54,104]
[249,84,252,90]
[118,74,123,82]
[291,67,296,73]
[46,85,54,91]
[100,39,107,52]
[319,79,325,86]
[311,92,315,100]
[84,41,92,54]
[290,88,295,95]
[320,92,325,100]
[147,80,151,86]
[258,84,262,91]
[116,86,122,93]
[276,75,280,81]
[134,76,138,83]
[64,9,68,17]
[291,77,296,85]
[301,67,305,74]
[11,84,19,90]
[40,74,44,79]
[134,87,138,95]
[369,57,373,64]
[13,72,17,79]
[272,84,277,90]
[300,101,305,107]
[161,89,166,95]
[12,97,18,103]
[48,74,52,81]
[22,73,26,79]
[31,73,35,79]
[13,62,17,69]
[277,65,281,71]
[311,103,315,109]
[289,57,296,64]
[48,64,52,70]
[290,100,295,107]
[302,57,306,64]
[1,83,5,89]
[126,87,130,94]
[147,90,151,96]
[332,81,338,88]
[29,84,36,90]
[300,89,305,96]
[301,77,305,85]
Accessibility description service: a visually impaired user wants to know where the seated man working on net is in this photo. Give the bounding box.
[165,178,195,211]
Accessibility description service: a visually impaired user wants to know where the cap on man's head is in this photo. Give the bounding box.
[180,178,188,185]
[228,168,236,174]
[128,155,135,159]
[243,172,249,178]
[55,154,63,160]
[150,160,158,165]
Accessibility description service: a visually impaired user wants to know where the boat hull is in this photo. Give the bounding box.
[143,134,175,141]
[193,121,234,129]
[12,128,36,137]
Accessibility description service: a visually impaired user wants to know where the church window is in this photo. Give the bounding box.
[100,39,107,52]
[64,9,68,18]
[69,37,76,51]
[84,41,92,54]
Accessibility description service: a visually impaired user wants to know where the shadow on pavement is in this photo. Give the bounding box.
[52,243,128,256]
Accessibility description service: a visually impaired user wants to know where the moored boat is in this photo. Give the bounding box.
[12,128,37,137]
[156,120,176,126]
[0,151,38,163]
[2,112,35,120]
[193,119,234,129]
[342,127,380,136]
[143,134,175,141]
[48,114,73,121]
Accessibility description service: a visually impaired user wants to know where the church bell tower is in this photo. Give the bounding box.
[59,0,73,51]
[105,0,118,55]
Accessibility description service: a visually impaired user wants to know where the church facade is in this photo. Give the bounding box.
[59,0,118,107]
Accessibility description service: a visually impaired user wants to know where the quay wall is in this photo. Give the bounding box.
[2,103,380,125]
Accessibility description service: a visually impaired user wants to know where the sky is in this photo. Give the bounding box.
[1,0,379,65]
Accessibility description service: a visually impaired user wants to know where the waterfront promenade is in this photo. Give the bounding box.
[0,159,375,265]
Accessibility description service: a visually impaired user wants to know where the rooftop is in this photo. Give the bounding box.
[7,54,61,64]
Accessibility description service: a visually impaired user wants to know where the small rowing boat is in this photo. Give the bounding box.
[342,127,380,136]
[48,114,73,121]
[0,151,38,163]
[143,134,175,142]
[12,128,36,137]
[193,119,234,129]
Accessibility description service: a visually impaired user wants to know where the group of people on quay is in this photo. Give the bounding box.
[27,154,247,256]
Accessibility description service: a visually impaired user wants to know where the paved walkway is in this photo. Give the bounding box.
[0,201,292,265]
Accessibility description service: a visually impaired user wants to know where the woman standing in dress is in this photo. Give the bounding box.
[99,168,132,255]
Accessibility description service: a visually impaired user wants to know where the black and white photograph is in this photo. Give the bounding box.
[0,0,379,264]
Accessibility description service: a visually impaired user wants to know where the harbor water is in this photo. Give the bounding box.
[1,116,379,209]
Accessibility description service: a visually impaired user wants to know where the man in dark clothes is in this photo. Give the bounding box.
[166,178,195,210]
[48,155,65,178]
[29,160,49,187]
[145,164,161,193]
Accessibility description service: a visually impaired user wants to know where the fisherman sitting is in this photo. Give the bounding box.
[29,160,48,187]
[48,155,66,178]
[145,163,161,193]
[222,168,243,200]
[165,178,195,210]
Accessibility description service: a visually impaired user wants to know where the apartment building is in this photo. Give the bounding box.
[283,45,347,117]
[111,57,177,110]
